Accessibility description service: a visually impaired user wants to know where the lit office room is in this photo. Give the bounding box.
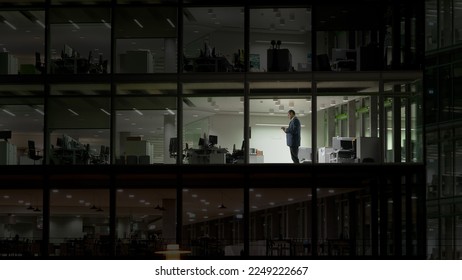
[49,7,111,74]
[0,10,45,75]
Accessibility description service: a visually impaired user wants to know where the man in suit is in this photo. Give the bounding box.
[281,109,301,163]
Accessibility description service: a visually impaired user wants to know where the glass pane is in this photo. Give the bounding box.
[183,7,244,73]
[249,188,312,257]
[116,188,177,258]
[439,0,453,47]
[454,63,462,120]
[114,96,177,164]
[0,97,44,165]
[182,188,243,257]
[427,218,439,259]
[52,0,110,4]
[47,96,110,165]
[49,188,110,257]
[315,5,381,71]
[50,7,111,74]
[0,189,43,257]
[456,135,462,196]
[0,10,45,75]
[50,84,110,96]
[115,6,177,73]
[425,0,438,50]
[183,96,243,164]
[316,80,380,164]
[250,8,311,72]
[441,129,454,197]
[426,132,439,199]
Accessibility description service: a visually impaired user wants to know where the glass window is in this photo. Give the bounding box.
[426,0,438,51]
[115,6,177,74]
[182,96,243,164]
[49,188,110,257]
[439,0,453,48]
[47,95,110,165]
[0,189,43,257]
[50,7,111,74]
[249,79,311,164]
[454,62,462,120]
[249,188,311,257]
[315,5,381,71]
[116,188,177,258]
[182,188,243,257]
[116,82,177,96]
[183,7,244,73]
[315,80,380,163]
[0,10,45,75]
[114,95,177,165]
[455,0,462,45]
[0,96,44,165]
[51,0,110,4]
[441,129,454,198]
[250,8,311,72]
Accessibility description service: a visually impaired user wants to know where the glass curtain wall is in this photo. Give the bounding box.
[0,85,44,165]
[0,10,45,75]
[114,6,177,74]
[250,8,312,72]
[0,189,43,257]
[47,85,110,165]
[49,7,111,74]
[183,6,244,73]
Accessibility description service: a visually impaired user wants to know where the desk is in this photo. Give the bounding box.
[186,147,228,164]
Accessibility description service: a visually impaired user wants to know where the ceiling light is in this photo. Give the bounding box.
[166,18,175,28]
[66,194,72,199]
[320,104,325,109]
[35,19,45,28]
[166,108,175,115]
[129,194,135,198]
[218,213,224,216]
[269,202,275,206]
[79,200,85,204]
[67,109,79,116]
[288,198,294,201]
[133,108,143,115]
[68,20,80,29]
[328,189,335,193]
[34,108,44,115]
[3,20,17,30]
[343,96,349,102]
[330,100,336,106]
[3,195,9,199]
[255,194,262,198]
[18,200,24,204]
[133,19,144,28]
[100,108,110,115]
[2,109,15,117]
[101,19,111,29]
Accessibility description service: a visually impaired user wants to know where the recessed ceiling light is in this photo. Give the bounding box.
[66,195,72,199]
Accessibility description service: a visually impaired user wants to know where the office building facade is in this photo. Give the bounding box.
[0,0,426,258]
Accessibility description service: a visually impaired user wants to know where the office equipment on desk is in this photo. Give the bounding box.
[330,137,356,163]
[27,140,43,165]
[51,134,91,165]
[208,135,218,147]
[186,145,228,164]
[331,48,356,71]
[267,47,292,72]
[0,140,17,165]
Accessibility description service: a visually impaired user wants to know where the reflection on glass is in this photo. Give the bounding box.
[47,96,110,165]
[250,8,311,72]
[115,96,177,164]
[0,189,43,257]
[115,7,177,73]
[183,96,243,164]
[425,0,438,51]
[0,10,45,75]
[116,83,177,95]
[49,189,109,257]
[50,84,110,96]
[182,188,243,257]
[249,188,311,256]
[50,7,111,74]
[0,98,44,165]
[116,188,177,258]
[183,7,244,72]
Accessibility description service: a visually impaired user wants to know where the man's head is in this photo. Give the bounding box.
[288,110,296,119]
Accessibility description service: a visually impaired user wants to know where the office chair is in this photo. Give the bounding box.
[28,140,43,165]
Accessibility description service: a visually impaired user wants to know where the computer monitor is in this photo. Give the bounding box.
[340,139,354,150]
[0,130,12,141]
[208,135,218,146]
[56,137,64,148]
[198,137,205,147]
